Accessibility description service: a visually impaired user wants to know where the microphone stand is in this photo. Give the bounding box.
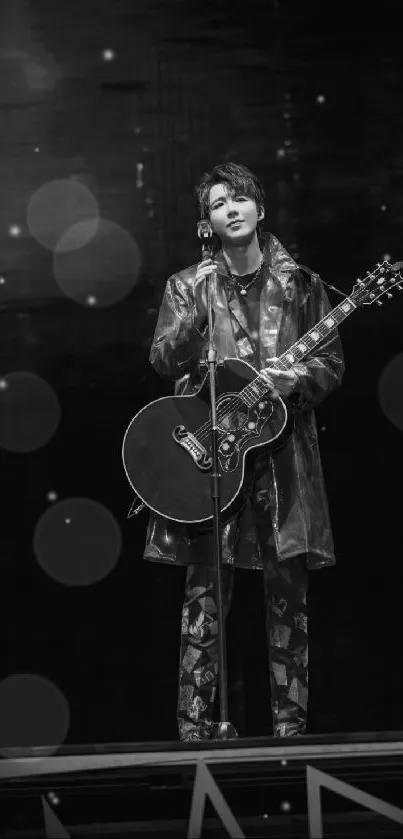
[200,235,237,742]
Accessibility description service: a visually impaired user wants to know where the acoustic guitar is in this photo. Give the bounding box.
[122,260,402,525]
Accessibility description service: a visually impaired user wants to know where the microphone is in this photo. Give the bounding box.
[197,219,213,259]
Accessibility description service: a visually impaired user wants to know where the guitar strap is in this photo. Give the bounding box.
[298,264,348,301]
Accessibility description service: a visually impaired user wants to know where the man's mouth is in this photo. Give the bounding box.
[227,220,244,228]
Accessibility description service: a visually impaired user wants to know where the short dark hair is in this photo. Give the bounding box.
[195,161,266,219]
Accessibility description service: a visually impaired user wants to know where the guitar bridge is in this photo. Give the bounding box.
[172,425,212,471]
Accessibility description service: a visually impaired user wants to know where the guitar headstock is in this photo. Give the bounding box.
[352,260,403,306]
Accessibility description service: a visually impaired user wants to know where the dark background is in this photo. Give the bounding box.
[1,0,403,747]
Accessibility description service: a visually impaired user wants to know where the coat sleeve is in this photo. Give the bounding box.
[288,272,345,413]
[149,272,207,380]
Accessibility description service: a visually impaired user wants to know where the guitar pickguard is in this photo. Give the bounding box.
[216,393,274,472]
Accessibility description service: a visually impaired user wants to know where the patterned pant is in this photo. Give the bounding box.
[177,452,309,741]
[177,553,308,740]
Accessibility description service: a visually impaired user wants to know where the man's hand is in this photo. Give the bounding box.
[260,358,298,398]
[193,258,218,331]
[194,258,218,288]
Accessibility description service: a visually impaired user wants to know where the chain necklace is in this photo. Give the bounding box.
[227,257,264,296]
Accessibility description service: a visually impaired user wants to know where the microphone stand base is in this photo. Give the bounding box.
[211,721,238,741]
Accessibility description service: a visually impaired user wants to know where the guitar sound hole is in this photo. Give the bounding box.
[217,397,248,433]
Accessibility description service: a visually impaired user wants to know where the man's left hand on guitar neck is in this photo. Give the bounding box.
[261,359,299,399]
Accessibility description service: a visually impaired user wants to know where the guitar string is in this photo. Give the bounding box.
[194,386,272,440]
[193,359,294,443]
[193,334,326,443]
[193,376,270,442]
[182,282,392,447]
[192,308,349,444]
[195,394,255,444]
[195,380,286,445]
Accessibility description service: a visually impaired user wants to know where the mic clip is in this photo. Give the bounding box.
[197,219,214,258]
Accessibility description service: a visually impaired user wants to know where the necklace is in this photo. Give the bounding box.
[227,258,264,296]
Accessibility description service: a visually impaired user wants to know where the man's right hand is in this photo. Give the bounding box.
[194,258,218,287]
[194,258,218,331]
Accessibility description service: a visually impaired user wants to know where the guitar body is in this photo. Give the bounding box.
[122,259,403,524]
[122,358,294,525]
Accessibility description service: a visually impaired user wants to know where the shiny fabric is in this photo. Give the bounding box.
[143,231,345,571]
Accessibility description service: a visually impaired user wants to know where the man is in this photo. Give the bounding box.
[144,162,344,741]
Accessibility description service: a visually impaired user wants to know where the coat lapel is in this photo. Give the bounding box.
[214,233,298,364]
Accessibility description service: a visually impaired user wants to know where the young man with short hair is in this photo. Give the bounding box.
[144,162,344,741]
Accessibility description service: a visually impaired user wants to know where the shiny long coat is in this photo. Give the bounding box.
[143,232,345,572]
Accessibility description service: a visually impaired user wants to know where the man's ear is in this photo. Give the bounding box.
[258,208,265,221]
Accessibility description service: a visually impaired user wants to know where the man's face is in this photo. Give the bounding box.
[208,183,263,245]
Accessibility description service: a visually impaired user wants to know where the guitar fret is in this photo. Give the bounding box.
[247,384,261,399]
[240,295,357,405]
[341,300,355,314]
[279,298,357,370]
[243,377,267,404]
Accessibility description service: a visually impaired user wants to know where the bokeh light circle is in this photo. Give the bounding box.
[9,224,22,237]
[27,179,99,252]
[377,352,403,432]
[53,219,142,307]
[33,498,122,586]
[0,674,70,757]
[0,372,61,453]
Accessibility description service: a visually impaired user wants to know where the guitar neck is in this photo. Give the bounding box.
[241,295,356,405]
[274,295,356,370]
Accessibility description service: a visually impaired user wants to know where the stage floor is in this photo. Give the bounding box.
[1,730,403,837]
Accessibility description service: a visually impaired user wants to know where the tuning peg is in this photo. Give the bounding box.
[376,300,383,306]
[397,284,403,291]
[386,292,393,298]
